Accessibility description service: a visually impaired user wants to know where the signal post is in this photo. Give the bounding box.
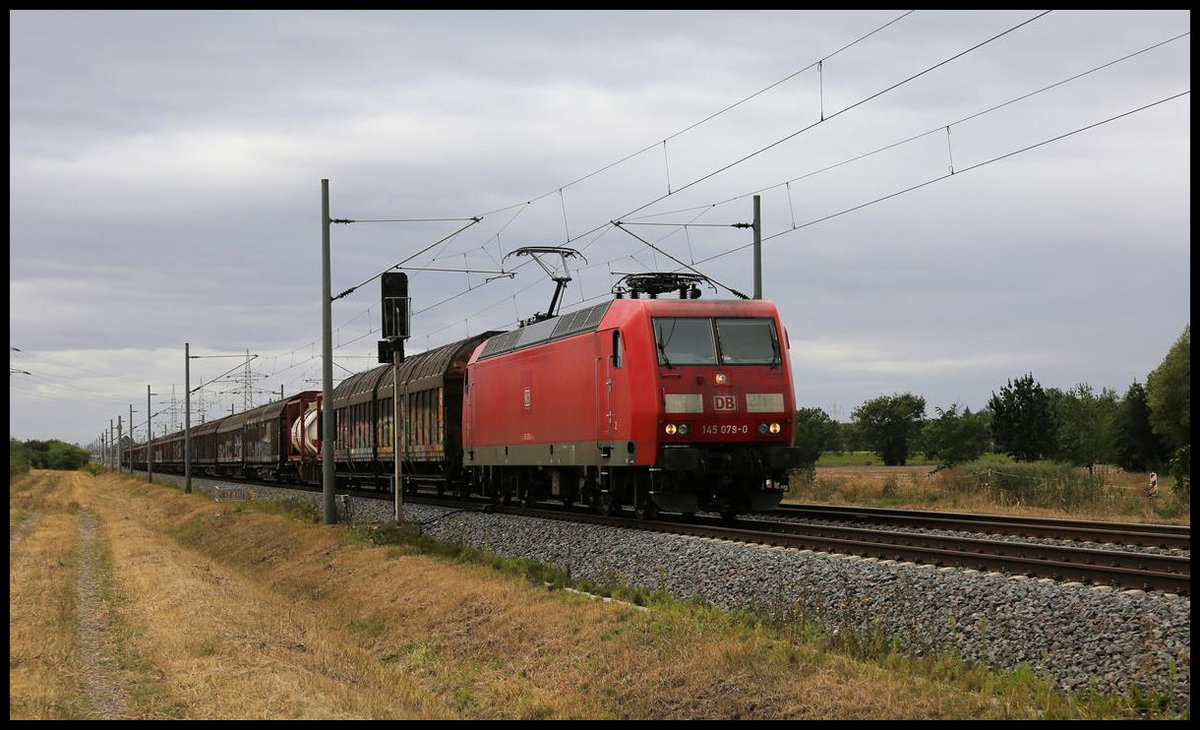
[379,272,410,523]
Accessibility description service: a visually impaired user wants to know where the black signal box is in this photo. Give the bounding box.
[381,271,410,341]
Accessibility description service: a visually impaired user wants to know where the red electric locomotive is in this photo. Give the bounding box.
[463,275,802,518]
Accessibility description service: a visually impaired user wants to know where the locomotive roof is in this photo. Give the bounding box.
[475,296,781,361]
[476,300,612,360]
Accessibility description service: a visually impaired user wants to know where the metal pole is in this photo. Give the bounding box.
[130,404,135,471]
[185,343,192,494]
[109,419,115,470]
[752,194,762,299]
[117,416,123,473]
[147,384,153,484]
[394,342,403,523]
[321,179,337,524]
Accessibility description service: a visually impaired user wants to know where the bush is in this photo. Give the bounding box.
[1168,444,1190,499]
[961,461,1104,510]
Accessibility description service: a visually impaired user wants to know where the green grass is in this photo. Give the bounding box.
[817,452,939,467]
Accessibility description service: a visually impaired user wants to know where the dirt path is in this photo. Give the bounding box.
[74,508,132,719]
[9,511,40,553]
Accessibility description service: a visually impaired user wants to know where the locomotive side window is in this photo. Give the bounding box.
[612,330,623,369]
[715,318,779,365]
[653,318,717,366]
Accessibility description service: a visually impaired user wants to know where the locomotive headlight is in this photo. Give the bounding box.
[769,422,781,434]
[715,373,729,384]
[758,423,769,435]
[677,423,690,435]
[665,423,677,435]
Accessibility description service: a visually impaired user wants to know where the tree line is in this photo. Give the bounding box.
[794,325,1190,493]
[9,438,93,477]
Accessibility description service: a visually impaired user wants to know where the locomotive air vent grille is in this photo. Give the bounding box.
[479,330,521,359]
[478,302,611,360]
[551,309,584,337]
[581,302,610,329]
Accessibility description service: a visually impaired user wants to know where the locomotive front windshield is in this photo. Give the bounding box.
[653,317,779,366]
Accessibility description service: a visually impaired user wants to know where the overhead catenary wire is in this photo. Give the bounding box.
[691,91,1191,269]
[249,11,1052,365]
[70,11,1184,421]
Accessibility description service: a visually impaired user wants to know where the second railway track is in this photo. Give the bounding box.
[180,474,1193,595]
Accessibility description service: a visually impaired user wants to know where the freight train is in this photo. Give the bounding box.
[126,280,803,518]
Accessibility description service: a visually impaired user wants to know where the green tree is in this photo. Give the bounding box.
[15,439,92,472]
[793,407,839,474]
[1115,380,1168,472]
[1147,325,1190,449]
[851,393,926,466]
[987,374,1055,462]
[10,438,32,478]
[1168,444,1190,498]
[838,421,867,453]
[1050,384,1119,473]
[44,440,91,470]
[923,404,990,467]
[1147,324,1190,491]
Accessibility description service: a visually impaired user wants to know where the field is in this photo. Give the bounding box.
[9,469,1188,720]
[789,457,1190,525]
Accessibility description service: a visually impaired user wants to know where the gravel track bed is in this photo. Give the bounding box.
[154,474,1192,711]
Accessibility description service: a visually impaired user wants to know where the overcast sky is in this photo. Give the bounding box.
[10,10,1191,448]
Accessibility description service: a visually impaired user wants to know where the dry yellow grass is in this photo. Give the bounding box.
[10,490,85,718]
[789,464,1190,525]
[9,469,1179,719]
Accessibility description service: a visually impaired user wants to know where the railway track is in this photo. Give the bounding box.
[480,504,1191,596]
[772,503,1191,549]
[180,475,1192,595]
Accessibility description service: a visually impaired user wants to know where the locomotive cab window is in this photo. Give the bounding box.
[653,317,779,366]
[715,318,780,365]
[653,318,717,366]
[612,330,623,369]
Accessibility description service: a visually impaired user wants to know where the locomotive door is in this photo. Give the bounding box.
[597,329,620,443]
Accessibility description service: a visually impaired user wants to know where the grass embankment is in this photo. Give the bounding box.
[9,469,1187,719]
[792,455,1190,525]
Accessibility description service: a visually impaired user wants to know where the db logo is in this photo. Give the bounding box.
[712,394,737,411]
